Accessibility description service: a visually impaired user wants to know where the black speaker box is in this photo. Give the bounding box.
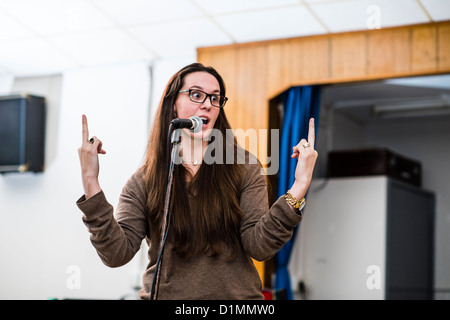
[0,94,46,173]
[327,148,422,187]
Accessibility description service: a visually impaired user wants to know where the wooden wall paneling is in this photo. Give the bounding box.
[265,42,282,98]
[197,49,212,67]
[197,21,450,291]
[268,36,330,97]
[367,29,395,76]
[198,48,235,124]
[438,23,450,70]
[235,46,253,131]
[330,33,367,79]
[412,24,437,72]
[198,22,450,98]
[289,38,304,85]
[266,41,290,99]
[252,45,269,167]
[232,45,270,165]
[210,49,237,96]
[207,48,240,129]
[299,36,330,83]
[392,28,412,74]
[283,40,294,90]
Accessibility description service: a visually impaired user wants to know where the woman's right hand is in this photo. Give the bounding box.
[78,114,106,199]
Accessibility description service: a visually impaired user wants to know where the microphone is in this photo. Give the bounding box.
[171,116,203,133]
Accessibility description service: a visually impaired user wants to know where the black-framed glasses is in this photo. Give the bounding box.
[179,89,228,108]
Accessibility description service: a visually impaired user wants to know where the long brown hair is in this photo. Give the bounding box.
[140,63,244,259]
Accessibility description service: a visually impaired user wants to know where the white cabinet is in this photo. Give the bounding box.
[289,176,435,299]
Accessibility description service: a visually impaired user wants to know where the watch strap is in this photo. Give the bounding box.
[284,191,306,214]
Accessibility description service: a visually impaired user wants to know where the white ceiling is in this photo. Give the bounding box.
[0,0,449,77]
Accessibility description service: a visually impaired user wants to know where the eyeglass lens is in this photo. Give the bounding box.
[190,90,226,107]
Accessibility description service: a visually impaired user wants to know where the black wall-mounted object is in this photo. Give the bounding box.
[327,148,422,187]
[0,94,46,173]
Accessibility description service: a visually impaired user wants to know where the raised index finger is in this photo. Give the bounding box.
[308,118,315,147]
[82,114,89,144]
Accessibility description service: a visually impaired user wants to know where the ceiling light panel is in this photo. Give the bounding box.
[128,18,232,57]
[192,0,300,15]
[0,10,34,40]
[0,38,78,76]
[91,0,203,26]
[214,6,326,43]
[374,0,430,27]
[309,0,429,33]
[0,0,114,36]
[420,0,450,21]
[0,66,12,75]
[48,27,155,67]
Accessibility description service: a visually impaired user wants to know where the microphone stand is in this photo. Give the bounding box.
[150,126,182,300]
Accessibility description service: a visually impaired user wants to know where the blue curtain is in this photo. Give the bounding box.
[274,85,321,300]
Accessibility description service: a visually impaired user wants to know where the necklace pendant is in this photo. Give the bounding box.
[193,160,199,166]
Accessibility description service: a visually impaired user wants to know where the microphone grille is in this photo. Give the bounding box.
[189,116,203,133]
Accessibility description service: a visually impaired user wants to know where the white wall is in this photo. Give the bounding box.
[0,73,14,95]
[0,62,151,299]
[0,55,200,299]
[148,55,197,127]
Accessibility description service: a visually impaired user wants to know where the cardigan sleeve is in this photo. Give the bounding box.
[239,161,302,262]
[76,171,148,268]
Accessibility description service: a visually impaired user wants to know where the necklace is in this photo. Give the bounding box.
[182,159,201,166]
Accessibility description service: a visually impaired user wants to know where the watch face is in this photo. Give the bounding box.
[299,199,306,211]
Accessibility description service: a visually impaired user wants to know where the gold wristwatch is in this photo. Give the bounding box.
[284,191,306,213]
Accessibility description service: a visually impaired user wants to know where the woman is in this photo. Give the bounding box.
[77,63,318,300]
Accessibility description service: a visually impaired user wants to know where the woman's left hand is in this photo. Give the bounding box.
[289,118,319,200]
